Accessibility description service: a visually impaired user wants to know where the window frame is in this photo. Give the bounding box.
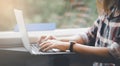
[0,28,88,48]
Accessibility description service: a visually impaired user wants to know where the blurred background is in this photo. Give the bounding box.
[0,0,98,31]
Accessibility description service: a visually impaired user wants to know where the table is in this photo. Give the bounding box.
[0,47,93,66]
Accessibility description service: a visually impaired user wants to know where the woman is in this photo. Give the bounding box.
[37,0,120,66]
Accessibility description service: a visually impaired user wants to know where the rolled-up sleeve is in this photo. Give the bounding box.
[108,42,120,59]
[85,19,99,46]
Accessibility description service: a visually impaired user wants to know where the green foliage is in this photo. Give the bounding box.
[84,0,98,26]
[24,0,98,28]
[0,0,98,31]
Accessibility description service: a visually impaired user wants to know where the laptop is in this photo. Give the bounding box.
[14,9,73,55]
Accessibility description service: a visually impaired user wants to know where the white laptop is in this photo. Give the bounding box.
[14,9,73,55]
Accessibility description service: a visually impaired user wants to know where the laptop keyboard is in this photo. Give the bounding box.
[31,44,60,53]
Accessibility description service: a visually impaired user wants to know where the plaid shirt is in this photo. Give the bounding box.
[84,8,120,66]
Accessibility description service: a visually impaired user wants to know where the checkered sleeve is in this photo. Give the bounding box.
[108,39,120,59]
[85,19,99,46]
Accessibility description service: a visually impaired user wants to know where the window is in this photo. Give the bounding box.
[0,0,98,31]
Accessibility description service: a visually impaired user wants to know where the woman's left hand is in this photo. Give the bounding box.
[39,40,69,52]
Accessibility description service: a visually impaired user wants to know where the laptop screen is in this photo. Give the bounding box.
[14,9,31,51]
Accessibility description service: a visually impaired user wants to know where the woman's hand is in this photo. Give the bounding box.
[37,35,56,44]
[39,40,69,52]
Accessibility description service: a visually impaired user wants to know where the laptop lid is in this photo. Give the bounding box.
[14,9,31,51]
[14,9,74,55]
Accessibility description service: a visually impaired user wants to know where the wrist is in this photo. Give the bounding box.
[69,41,76,52]
[60,42,70,51]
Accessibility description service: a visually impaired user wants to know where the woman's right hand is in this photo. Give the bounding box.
[37,35,56,44]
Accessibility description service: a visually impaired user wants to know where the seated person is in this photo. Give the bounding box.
[37,0,120,66]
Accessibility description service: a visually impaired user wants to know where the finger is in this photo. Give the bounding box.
[42,36,51,42]
[49,35,56,40]
[39,38,52,46]
[43,35,55,42]
[39,41,48,47]
[36,39,41,45]
[40,42,51,51]
[37,36,46,44]
[40,43,50,50]
[43,45,53,52]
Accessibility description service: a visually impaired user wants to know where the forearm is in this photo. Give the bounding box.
[73,44,110,58]
[56,35,86,44]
